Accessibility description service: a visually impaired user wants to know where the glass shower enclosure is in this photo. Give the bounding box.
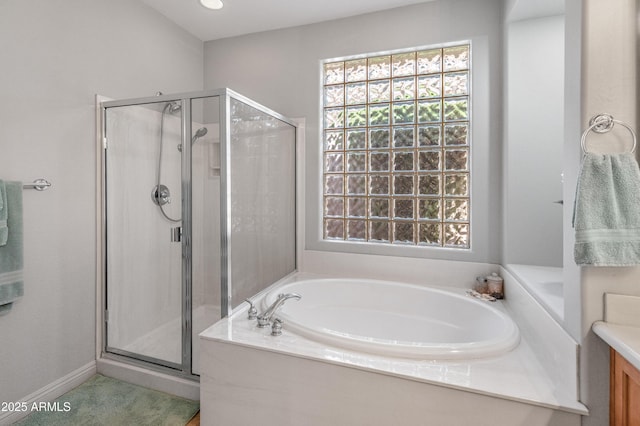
[99,89,297,378]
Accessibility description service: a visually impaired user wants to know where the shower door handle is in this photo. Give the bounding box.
[171,226,182,242]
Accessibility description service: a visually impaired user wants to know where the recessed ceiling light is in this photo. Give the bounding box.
[200,0,223,10]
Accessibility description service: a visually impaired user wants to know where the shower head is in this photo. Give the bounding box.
[193,127,208,142]
[163,101,181,114]
[190,127,208,146]
[178,127,209,152]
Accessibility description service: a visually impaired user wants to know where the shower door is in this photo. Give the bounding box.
[100,89,296,378]
[103,100,186,369]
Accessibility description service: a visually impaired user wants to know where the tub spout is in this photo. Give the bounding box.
[257,293,301,328]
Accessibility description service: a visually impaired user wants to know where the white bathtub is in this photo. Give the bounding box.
[263,278,520,359]
[200,273,587,425]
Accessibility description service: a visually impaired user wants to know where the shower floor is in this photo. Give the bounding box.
[122,304,221,374]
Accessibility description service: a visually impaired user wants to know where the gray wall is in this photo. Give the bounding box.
[504,15,564,267]
[0,0,203,403]
[204,0,504,263]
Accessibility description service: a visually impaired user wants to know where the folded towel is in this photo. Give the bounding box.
[0,181,23,313]
[0,180,7,246]
[573,152,640,266]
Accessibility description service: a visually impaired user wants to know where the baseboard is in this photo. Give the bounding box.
[0,361,96,424]
[97,358,200,401]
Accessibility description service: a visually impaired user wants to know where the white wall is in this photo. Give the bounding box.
[203,0,504,264]
[569,0,639,425]
[504,15,564,267]
[0,0,203,403]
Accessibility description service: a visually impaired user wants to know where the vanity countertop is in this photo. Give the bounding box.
[593,321,640,372]
[593,293,640,370]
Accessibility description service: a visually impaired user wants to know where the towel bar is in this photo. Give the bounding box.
[581,113,637,154]
[22,179,52,191]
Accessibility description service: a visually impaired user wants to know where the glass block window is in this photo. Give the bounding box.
[322,44,470,248]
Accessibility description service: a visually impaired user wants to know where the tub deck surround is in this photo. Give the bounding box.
[499,266,581,405]
[200,339,581,426]
[506,264,564,323]
[200,273,588,422]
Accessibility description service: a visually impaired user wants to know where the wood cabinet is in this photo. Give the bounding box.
[611,348,640,425]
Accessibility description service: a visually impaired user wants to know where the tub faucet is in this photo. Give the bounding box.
[257,293,301,328]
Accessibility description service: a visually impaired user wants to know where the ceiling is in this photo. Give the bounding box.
[139,0,435,42]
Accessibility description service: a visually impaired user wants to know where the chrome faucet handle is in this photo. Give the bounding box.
[271,318,283,336]
[257,315,270,328]
[244,298,258,320]
[256,293,302,328]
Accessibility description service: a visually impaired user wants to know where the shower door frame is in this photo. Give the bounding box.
[97,88,298,380]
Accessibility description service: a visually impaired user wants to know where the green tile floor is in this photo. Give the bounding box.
[15,374,199,426]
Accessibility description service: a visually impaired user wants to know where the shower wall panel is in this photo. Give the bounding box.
[191,128,221,310]
[229,99,296,309]
[191,111,222,375]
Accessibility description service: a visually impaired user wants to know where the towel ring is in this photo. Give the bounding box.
[22,179,52,191]
[580,113,637,154]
